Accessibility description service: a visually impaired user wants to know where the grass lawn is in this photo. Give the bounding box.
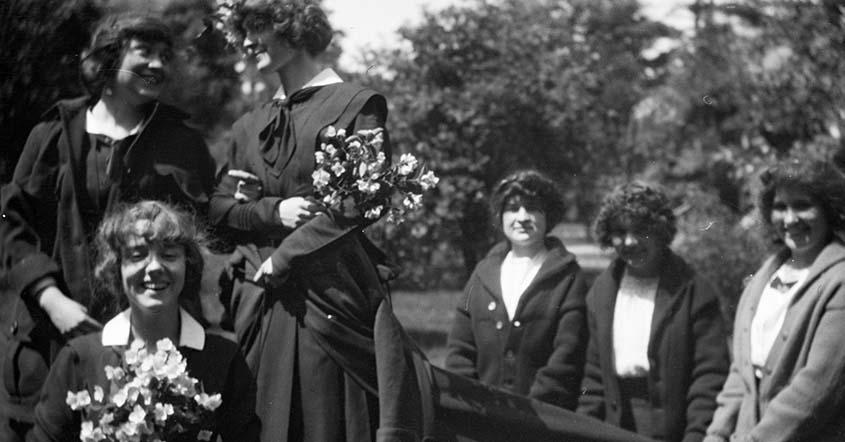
[390,289,460,368]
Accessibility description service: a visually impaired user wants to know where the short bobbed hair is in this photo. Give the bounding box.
[236,0,332,56]
[758,157,845,235]
[80,13,173,97]
[93,200,205,321]
[491,170,565,234]
[593,181,677,249]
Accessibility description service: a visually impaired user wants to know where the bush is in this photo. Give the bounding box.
[673,185,767,329]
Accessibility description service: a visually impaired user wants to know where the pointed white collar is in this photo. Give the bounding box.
[273,68,343,100]
[101,308,205,350]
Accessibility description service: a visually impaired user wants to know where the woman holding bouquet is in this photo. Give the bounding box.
[209,1,400,440]
[704,158,845,442]
[0,13,215,441]
[29,200,259,442]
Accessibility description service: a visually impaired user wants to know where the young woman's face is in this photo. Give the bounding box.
[501,197,547,249]
[243,27,295,74]
[120,231,185,314]
[112,38,172,104]
[609,222,663,276]
[771,186,831,261]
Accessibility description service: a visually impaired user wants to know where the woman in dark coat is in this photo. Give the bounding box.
[0,14,214,442]
[445,170,588,410]
[576,182,729,442]
[209,1,394,440]
[30,201,258,442]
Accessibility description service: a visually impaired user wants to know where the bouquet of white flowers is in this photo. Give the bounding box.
[312,126,439,224]
[65,339,221,442]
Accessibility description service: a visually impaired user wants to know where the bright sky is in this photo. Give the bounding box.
[323,0,695,71]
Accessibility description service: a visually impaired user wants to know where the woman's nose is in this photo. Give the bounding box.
[782,208,799,225]
[145,254,164,272]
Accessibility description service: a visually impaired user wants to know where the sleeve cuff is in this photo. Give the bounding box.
[8,254,59,300]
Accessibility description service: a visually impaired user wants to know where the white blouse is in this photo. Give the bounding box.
[500,249,548,320]
[750,265,808,375]
[613,269,659,377]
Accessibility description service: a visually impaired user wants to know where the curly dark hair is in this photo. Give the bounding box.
[80,13,173,97]
[230,0,332,56]
[490,170,565,234]
[92,200,206,322]
[758,157,845,236]
[592,181,677,249]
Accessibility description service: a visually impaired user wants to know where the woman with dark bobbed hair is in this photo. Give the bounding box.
[0,13,214,441]
[208,0,394,440]
[577,182,729,442]
[445,170,589,409]
[29,201,258,442]
[705,158,845,442]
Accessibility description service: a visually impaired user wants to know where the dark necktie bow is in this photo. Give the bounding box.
[259,86,322,167]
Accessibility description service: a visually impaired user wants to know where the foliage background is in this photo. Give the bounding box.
[2,0,844,328]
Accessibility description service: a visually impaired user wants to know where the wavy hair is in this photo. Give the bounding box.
[592,181,677,249]
[233,0,332,56]
[758,157,845,239]
[80,13,173,97]
[92,200,206,322]
[490,170,565,234]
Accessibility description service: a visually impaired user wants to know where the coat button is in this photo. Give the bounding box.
[505,350,515,359]
[487,301,496,311]
[513,320,521,328]
[10,321,18,334]
[327,314,334,320]
[495,321,503,330]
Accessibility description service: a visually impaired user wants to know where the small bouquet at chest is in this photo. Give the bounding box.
[65,339,221,442]
[312,126,439,224]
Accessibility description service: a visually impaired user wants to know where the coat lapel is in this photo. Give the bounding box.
[762,241,845,373]
[476,242,506,309]
[648,253,689,357]
[512,238,575,318]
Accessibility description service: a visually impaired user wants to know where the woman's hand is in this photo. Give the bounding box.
[252,257,289,287]
[38,287,102,335]
[277,196,324,229]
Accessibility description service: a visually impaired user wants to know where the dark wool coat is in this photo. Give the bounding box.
[445,237,588,410]
[210,82,395,442]
[704,241,845,442]
[577,252,729,442]
[0,97,214,423]
[29,331,259,442]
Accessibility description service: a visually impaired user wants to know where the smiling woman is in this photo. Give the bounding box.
[705,158,845,442]
[0,13,215,441]
[578,181,729,442]
[27,201,259,442]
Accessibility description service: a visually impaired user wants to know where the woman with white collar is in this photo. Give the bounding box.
[208,1,394,440]
[29,200,258,442]
[445,170,589,410]
[705,158,845,442]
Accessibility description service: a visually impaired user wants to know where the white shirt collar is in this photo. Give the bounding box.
[101,308,205,350]
[273,68,343,100]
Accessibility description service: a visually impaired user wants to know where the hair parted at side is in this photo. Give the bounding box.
[80,13,173,97]
[491,170,565,234]
[592,181,677,249]
[92,200,206,322]
[235,0,332,55]
[758,157,845,236]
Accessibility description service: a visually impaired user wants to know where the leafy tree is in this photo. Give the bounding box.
[0,0,101,182]
[358,0,672,288]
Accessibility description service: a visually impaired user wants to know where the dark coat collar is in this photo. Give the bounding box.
[474,236,578,303]
[594,250,694,358]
